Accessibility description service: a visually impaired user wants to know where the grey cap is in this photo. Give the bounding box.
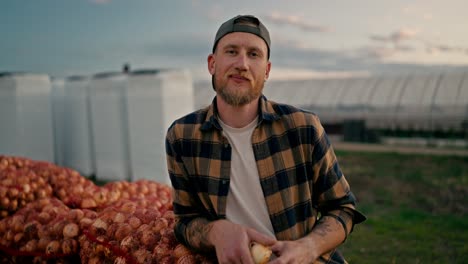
[212,15,271,58]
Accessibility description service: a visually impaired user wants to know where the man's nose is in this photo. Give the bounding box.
[234,53,248,70]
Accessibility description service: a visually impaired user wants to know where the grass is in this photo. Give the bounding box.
[85,149,468,263]
[336,150,468,263]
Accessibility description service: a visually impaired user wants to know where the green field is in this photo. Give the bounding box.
[336,150,468,263]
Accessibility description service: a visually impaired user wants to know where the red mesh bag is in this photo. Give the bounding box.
[0,198,96,263]
[100,180,173,212]
[0,156,54,219]
[80,200,215,264]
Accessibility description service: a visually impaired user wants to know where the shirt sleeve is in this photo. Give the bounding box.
[165,125,203,247]
[310,117,366,235]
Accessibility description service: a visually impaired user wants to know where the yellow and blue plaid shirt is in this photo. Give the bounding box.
[166,95,365,263]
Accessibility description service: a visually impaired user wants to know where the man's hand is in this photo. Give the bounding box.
[268,213,348,263]
[208,219,276,264]
[269,237,317,264]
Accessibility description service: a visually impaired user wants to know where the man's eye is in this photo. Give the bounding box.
[226,50,236,54]
[250,52,258,57]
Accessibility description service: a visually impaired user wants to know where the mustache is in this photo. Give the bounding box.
[228,71,251,80]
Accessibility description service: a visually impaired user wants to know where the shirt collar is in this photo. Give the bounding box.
[200,95,280,131]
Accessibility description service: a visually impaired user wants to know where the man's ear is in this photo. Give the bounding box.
[207,54,215,75]
[264,61,271,80]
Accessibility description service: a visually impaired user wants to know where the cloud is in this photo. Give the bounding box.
[402,5,433,21]
[370,28,418,44]
[370,35,390,42]
[356,46,396,60]
[418,36,468,55]
[390,28,418,43]
[89,0,112,5]
[264,12,331,33]
[423,13,433,21]
[370,28,468,58]
[395,45,416,52]
[425,43,468,55]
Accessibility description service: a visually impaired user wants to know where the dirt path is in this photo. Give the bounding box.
[333,141,468,157]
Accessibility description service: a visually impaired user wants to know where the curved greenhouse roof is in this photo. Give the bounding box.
[194,71,468,132]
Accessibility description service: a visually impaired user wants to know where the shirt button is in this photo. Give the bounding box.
[222,180,227,185]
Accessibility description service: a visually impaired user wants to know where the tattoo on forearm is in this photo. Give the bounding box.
[314,219,335,237]
[186,218,214,251]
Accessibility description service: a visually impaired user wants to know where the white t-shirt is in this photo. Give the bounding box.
[219,117,275,238]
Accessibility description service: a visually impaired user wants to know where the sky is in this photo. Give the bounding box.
[1,0,468,81]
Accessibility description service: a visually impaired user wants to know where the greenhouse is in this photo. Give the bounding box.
[195,71,468,142]
[1,70,467,180]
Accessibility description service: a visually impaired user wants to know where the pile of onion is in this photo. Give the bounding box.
[0,197,97,262]
[0,156,54,219]
[80,199,214,264]
[0,155,217,263]
[80,199,171,263]
[102,180,173,213]
[45,165,104,209]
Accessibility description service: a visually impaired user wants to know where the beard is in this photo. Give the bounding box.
[212,74,264,107]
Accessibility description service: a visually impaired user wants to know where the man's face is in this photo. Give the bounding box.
[208,32,271,107]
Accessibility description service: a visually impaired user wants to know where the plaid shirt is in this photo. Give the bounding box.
[166,95,365,263]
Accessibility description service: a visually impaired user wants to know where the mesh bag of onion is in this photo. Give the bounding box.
[0,156,54,219]
[80,198,216,264]
[0,197,97,263]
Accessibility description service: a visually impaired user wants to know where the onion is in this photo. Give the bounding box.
[22,239,38,252]
[114,223,132,241]
[119,202,137,214]
[250,242,272,264]
[0,196,10,209]
[92,218,108,231]
[51,221,67,237]
[24,220,40,238]
[69,209,85,222]
[87,257,101,264]
[173,244,192,259]
[8,199,18,211]
[46,240,61,255]
[79,217,94,230]
[81,198,97,209]
[13,232,24,243]
[8,188,19,198]
[63,222,80,238]
[61,238,78,255]
[11,214,25,232]
[0,210,8,218]
[0,219,6,233]
[114,257,127,264]
[176,254,196,264]
[37,237,51,251]
[133,248,152,263]
[120,235,138,253]
[153,242,172,259]
[37,212,51,224]
[22,183,31,193]
[139,229,158,249]
[128,216,141,229]
[113,212,125,223]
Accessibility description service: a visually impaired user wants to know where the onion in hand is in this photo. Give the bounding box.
[250,242,272,264]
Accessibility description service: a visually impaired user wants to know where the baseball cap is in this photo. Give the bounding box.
[212,15,271,58]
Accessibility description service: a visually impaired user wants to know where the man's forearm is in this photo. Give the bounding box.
[184,217,216,252]
[304,210,353,260]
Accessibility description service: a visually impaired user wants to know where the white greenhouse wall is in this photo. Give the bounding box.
[0,73,55,162]
[1,70,467,182]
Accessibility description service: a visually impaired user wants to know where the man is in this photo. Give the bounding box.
[166,15,366,263]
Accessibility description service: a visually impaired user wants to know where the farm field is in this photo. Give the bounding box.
[336,150,468,263]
